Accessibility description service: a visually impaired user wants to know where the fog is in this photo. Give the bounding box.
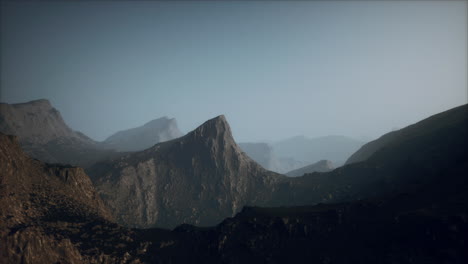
[1,1,466,143]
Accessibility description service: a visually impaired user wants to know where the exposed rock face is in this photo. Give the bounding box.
[88,115,285,228]
[103,117,183,152]
[0,99,119,167]
[285,160,334,177]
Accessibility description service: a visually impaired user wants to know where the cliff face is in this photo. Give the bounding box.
[88,115,285,228]
[0,99,119,167]
[103,117,183,152]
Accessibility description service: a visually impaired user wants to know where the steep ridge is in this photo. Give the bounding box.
[103,117,183,152]
[285,160,334,177]
[0,99,119,167]
[272,104,468,206]
[88,115,285,228]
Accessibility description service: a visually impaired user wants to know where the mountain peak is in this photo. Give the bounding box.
[190,115,232,140]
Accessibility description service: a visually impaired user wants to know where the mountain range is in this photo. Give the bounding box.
[1,99,467,263]
[0,100,183,167]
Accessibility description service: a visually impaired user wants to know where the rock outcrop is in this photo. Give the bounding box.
[103,117,183,152]
[88,115,285,228]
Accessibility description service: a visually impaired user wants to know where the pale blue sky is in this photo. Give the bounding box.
[1,1,467,142]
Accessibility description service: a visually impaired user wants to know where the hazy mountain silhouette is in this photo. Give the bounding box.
[87,115,285,228]
[238,142,282,172]
[273,135,364,167]
[272,104,468,206]
[103,117,183,152]
[285,159,334,177]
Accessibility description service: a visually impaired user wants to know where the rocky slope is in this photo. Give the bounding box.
[88,115,285,229]
[285,160,334,177]
[0,132,142,263]
[0,99,118,167]
[103,117,183,152]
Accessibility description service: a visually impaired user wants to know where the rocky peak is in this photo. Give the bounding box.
[189,115,234,144]
[88,115,283,228]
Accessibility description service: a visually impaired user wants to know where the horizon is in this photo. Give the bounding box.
[1,1,467,142]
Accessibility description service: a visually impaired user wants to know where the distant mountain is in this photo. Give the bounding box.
[272,104,468,206]
[239,143,308,173]
[88,115,285,228]
[285,160,334,177]
[0,99,118,167]
[103,117,183,152]
[272,135,364,167]
[238,142,281,171]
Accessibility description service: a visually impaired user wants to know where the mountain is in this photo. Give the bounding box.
[0,99,118,167]
[238,142,281,171]
[2,104,467,263]
[345,104,467,165]
[272,104,468,206]
[273,135,364,167]
[285,160,334,177]
[239,142,309,173]
[87,115,285,228]
[103,117,183,152]
[151,104,468,263]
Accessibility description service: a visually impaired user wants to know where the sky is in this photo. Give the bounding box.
[1,1,467,143]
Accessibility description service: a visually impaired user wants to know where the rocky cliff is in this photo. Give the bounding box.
[88,115,285,228]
